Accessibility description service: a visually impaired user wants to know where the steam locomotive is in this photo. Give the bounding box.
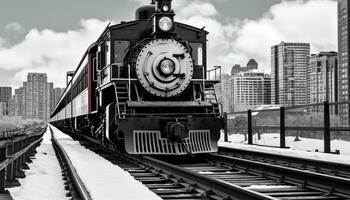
[50,0,224,155]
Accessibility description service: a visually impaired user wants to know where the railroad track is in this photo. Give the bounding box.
[64,133,226,200]
[54,127,350,200]
[218,147,350,179]
[50,127,92,200]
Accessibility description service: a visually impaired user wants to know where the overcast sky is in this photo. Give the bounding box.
[0,0,337,89]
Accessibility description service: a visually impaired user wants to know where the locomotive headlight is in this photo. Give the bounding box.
[159,59,175,76]
[158,16,172,31]
[162,4,170,12]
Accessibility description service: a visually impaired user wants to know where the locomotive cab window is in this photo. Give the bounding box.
[189,43,203,66]
[105,41,111,67]
[114,41,130,65]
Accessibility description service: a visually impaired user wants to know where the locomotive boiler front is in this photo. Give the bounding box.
[135,39,193,97]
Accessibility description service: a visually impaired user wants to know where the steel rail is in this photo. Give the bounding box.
[55,126,350,199]
[139,155,279,200]
[60,127,278,200]
[218,146,350,175]
[209,152,350,197]
[51,132,92,200]
[58,128,229,199]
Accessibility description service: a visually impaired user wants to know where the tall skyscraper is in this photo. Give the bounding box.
[307,52,338,105]
[0,87,12,116]
[50,87,65,112]
[217,74,231,113]
[0,87,12,102]
[230,70,271,112]
[218,59,271,112]
[271,42,310,106]
[230,59,258,76]
[338,0,350,124]
[7,73,61,121]
[13,87,24,117]
[23,73,52,121]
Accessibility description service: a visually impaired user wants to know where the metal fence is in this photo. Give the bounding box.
[223,101,350,153]
[0,126,45,192]
[0,124,45,140]
[0,128,26,140]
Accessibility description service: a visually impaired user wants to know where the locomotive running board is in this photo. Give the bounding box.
[130,130,217,155]
[127,101,212,107]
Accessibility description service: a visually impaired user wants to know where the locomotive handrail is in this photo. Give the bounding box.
[113,83,120,115]
[201,65,205,96]
[207,65,222,82]
[128,64,131,101]
[115,112,221,118]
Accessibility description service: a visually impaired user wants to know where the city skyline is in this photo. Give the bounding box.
[0,0,346,121]
[1,72,64,121]
[0,0,337,89]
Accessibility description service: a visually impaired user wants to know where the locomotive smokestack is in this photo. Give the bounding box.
[135,5,155,20]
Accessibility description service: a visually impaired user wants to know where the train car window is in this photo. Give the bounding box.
[97,51,102,70]
[92,57,97,81]
[114,41,130,65]
[189,43,203,66]
[100,44,106,69]
[105,41,110,67]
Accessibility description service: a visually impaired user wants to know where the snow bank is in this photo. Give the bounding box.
[8,126,69,200]
[50,125,161,200]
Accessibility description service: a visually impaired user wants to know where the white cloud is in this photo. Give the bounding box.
[178,2,218,18]
[0,19,109,88]
[0,37,4,48]
[220,0,337,73]
[5,22,26,34]
[156,0,337,74]
[0,0,337,89]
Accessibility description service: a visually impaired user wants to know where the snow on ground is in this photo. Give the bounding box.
[50,125,161,200]
[8,126,70,200]
[245,185,295,190]
[219,133,350,165]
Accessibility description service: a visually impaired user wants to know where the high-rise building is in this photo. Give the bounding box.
[7,73,62,121]
[7,98,15,117]
[338,0,350,124]
[263,75,272,105]
[218,59,271,112]
[271,42,310,106]
[0,87,12,102]
[247,59,258,69]
[0,87,12,116]
[307,52,338,105]
[216,74,231,113]
[230,70,271,112]
[23,73,52,121]
[230,59,258,76]
[0,102,7,116]
[50,87,65,112]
